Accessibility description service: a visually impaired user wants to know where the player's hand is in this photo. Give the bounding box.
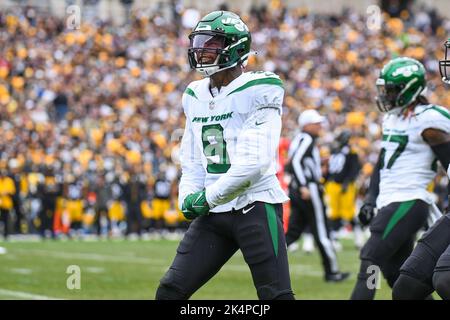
[182,190,210,219]
[299,187,311,200]
[358,203,375,226]
[181,207,197,220]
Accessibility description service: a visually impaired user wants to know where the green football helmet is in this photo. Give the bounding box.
[439,38,450,84]
[376,57,427,112]
[188,11,252,77]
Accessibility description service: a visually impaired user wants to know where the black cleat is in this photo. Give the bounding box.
[325,272,351,283]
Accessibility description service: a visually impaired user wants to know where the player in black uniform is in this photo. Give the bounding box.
[324,130,362,249]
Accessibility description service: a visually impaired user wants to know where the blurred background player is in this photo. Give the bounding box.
[0,166,15,240]
[92,174,111,237]
[150,172,171,231]
[38,166,61,239]
[65,172,85,239]
[324,130,363,250]
[123,167,146,238]
[107,172,126,237]
[285,109,350,282]
[392,39,450,300]
[9,159,24,234]
[351,57,450,300]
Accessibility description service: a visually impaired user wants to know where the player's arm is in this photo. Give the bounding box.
[358,151,382,226]
[349,152,362,182]
[365,152,382,204]
[205,86,284,208]
[422,128,450,195]
[178,101,206,213]
[341,152,361,192]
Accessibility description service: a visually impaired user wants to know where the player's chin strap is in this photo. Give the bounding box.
[197,50,259,77]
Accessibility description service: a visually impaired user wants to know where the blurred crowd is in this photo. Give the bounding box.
[0,2,449,239]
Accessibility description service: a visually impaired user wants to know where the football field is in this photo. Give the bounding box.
[0,237,396,300]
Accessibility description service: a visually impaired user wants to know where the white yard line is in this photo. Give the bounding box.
[222,264,323,277]
[84,267,105,274]
[10,268,33,275]
[11,249,323,277]
[0,288,62,300]
[13,248,168,265]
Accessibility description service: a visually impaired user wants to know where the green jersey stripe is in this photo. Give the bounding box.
[429,106,450,120]
[415,105,450,119]
[185,88,198,99]
[227,78,283,96]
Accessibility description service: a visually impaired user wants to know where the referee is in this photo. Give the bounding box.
[285,110,350,282]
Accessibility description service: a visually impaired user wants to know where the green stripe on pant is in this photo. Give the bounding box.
[382,200,416,240]
[265,203,278,257]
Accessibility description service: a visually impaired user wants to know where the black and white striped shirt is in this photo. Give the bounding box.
[287,132,322,188]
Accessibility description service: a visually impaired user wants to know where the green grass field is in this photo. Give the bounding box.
[0,237,396,300]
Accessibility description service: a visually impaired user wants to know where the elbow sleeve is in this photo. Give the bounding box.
[431,141,450,173]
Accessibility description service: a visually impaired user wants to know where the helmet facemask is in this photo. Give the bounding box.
[188,31,249,77]
[188,32,229,76]
[439,40,450,84]
[376,78,405,112]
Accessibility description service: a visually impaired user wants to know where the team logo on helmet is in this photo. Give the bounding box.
[391,64,419,78]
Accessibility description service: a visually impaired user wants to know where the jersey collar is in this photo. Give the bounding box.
[196,72,252,101]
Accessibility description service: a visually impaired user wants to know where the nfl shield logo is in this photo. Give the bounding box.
[209,100,215,110]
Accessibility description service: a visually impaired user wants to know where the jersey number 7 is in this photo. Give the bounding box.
[380,134,409,169]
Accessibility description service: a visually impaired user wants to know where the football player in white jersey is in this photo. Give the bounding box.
[350,57,450,300]
[392,40,450,300]
[155,11,294,300]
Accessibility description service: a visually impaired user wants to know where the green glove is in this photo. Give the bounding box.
[182,190,210,219]
[181,208,197,220]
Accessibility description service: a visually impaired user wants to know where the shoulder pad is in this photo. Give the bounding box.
[414,104,450,134]
[415,104,450,121]
[226,71,283,97]
[183,79,204,100]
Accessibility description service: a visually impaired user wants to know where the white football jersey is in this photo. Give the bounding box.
[178,71,289,213]
[377,104,450,209]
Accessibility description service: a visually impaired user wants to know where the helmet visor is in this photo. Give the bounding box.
[190,34,226,66]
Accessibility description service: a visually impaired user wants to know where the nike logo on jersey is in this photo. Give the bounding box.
[242,205,255,214]
[255,121,267,126]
